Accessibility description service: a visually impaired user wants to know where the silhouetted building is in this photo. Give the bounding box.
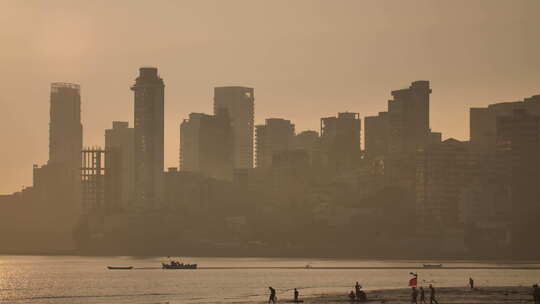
[131,67,165,209]
[388,81,431,154]
[214,86,254,169]
[495,108,540,256]
[180,109,233,180]
[364,112,389,158]
[470,95,540,154]
[105,121,135,212]
[320,112,361,169]
[255,118,295,168]
[365,81,433,158]
[416,139,470,236]
[48,82,83,184]
[293,130,321,166]
[294,130,319,150]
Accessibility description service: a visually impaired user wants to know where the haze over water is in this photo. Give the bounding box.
[1,256,539,304]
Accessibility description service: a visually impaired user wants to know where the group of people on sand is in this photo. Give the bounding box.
[267,286,301,303]
[411,284,439,304]
[266,280,540,303]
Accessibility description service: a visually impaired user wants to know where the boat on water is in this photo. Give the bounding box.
[107,266,133,270]
[162,262,197,269]
[423,264,443,269]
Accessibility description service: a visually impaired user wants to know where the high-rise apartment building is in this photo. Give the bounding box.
[415,139,470,235]
[365,81,432,157]
[180,110,233,180]
[470,95,540,154]
[48,82,83,182]
[214,86,254,169]
[105,121,135,211]
[364,112,389,158]
[255,118,295,168]
[320,112,361,169]
[131,67,164,209]
[388,80,431,154]
[495,108,540,255]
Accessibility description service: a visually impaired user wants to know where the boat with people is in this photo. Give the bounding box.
[107,266,133,270]
[423,264,443,269]
[162,261,197,269]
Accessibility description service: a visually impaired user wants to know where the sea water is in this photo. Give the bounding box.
[0,256,539,303]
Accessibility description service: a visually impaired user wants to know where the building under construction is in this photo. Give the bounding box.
[81,148,107,215]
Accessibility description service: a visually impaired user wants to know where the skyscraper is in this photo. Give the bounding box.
[255,118,295,168]
[48,82,83,182]
[214,86,254,169]
[131,67,164,209]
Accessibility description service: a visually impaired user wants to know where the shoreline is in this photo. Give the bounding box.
[1,253,540,264]
[293,286,534,304]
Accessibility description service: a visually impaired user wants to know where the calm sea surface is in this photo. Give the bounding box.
[0,256,539,303]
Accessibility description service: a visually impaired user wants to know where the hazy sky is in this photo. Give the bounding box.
[1,0,539,194]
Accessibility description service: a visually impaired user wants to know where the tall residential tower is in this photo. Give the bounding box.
[131,67,165,209]
[48,82,83,182]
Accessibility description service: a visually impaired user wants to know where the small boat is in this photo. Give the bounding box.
[107,266,133,270]
[423,264,443,269]
[162,262,197,269]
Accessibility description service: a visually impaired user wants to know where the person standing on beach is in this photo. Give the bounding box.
[268,286,276,303]
[469,277,474,290]
[429,284,439,304]
[411,286,418,304]
[294,288,299,302]
[419,286,427,304]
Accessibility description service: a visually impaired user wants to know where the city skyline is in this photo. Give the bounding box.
[2,0,540,194]
[2,2,540,303]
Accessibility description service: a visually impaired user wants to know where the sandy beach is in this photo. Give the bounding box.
[264,286,535,304]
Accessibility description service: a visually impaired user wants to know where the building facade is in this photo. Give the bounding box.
[180,110,233,180]
[470,95,540,154]
[415,139,470,236]
[214,86,254,169]
[105,121,135,212]
[320,112,361,169]
[255,118,295,168]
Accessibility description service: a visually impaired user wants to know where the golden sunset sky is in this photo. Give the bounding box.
[1,0,539,193]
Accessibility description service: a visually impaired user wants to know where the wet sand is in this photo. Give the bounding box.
[273,286,534,303]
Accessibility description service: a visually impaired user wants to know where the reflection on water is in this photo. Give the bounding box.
[0,256,539,303]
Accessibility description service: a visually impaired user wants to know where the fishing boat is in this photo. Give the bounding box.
[423,264,443,269]
[162,262,197,269]
[107,266,133,270]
